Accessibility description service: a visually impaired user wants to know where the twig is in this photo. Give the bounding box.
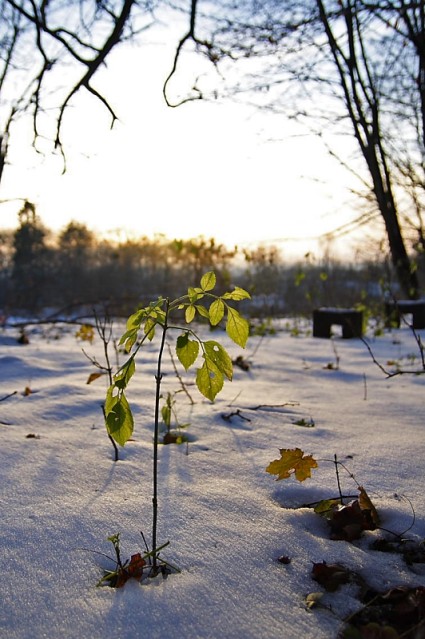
[334,454,344,504]
[167,343,195,405]
[246,402,300,411]
[248,334,264,360]
[361,299,425,377]
[330,337,340,370]
[300,495,358,508]
[221,409,251,423]
[0,391,17,402]
[361,335,425,377]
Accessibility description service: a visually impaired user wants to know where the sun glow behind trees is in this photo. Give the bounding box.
[0,23,363,260]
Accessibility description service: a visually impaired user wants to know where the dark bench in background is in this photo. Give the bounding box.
[384,299,425,329]
[313,308,363,339]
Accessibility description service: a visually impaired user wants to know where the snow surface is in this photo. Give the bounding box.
[1,319,424,639]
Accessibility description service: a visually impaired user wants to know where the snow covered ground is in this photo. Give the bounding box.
[0,318,424,638]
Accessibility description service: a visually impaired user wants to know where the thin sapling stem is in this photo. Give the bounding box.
[152,299,169,573]
[334,454,344,504]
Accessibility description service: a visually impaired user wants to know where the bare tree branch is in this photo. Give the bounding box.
[0,0,154,178]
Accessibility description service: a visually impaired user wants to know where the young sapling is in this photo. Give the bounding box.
[102,271,250,580]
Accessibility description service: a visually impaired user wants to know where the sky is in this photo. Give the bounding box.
[0,22,364,260]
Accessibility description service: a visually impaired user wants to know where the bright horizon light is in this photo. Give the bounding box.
[0,24,367,260]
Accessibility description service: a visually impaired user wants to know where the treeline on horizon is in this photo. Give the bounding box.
[0,202,417,319]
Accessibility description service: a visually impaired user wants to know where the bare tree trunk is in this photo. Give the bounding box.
[0,134,7,186]
[366,149,418,297]
[316,0,419,298]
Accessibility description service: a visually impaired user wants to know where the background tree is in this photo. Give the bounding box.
[169,236,237,288]
[12,201,51,310]
[0,228,13,310]
[56,221,96,304]
[182,0,425,297]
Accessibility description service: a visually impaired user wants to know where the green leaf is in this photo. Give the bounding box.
[176,332,200,370]
[222,286,251,301]
[113,358,136,390]
[196,359,224,401]
[185,305,196,323]
[104,388,134,446]
[226,307,249,348]
[200,271,216,291]
[209,299,225,326]
[204,340,233,380]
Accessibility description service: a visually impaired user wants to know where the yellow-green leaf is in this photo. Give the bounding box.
[200,271,216,291]
[176,332,199,370]
[222,286,251,301]
[126,308,146,330]
[188,287,204,303]
[266,448,318,482]
[196,359,223,401]
[119,327,138,352]
[104,387,134,446]
[209,299,225,326]
[204,340,233,380]
[75,324,95,343]
[113,358,136,390]
[185,304,196,324]
[226,307,249,348]
[144,316,156,341]
[314,499,341,516]
[195,304,210,319]
[161,404,171,428]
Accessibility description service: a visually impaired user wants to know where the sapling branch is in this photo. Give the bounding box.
[95,316,120,460]
[84,313,119,461]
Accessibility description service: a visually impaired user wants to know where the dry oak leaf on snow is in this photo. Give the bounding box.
[104,553,147,589]
[326,487,379,542]
[311,561,353,592]
[266,448,318,482]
